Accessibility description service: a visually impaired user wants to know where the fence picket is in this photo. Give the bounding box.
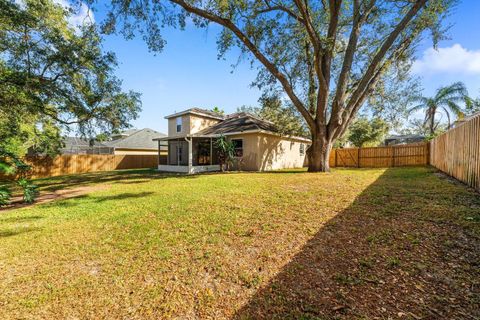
[429,113,480,192]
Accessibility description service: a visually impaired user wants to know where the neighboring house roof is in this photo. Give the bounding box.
[164,107,225,120]
[384,134,425,146]
[195,112,278,136]
[104,128,167,150]
[45,137,113,155]
[62,137,107,149]
[385,134,425,140]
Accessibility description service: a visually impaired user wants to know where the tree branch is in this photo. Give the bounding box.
[346,0,427,112]
[170,0,316,129]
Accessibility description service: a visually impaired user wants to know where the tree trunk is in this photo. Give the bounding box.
[307,136,332,172]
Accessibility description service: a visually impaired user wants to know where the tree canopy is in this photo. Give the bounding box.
[0,0,142,156]
[409,82,468,135]
[347,117,389,147]
[238,94,308,137]
[102,0,454,171]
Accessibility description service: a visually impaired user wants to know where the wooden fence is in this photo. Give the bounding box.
[18,154,164,179]
[330,143,429,168]
[430,113,480,191]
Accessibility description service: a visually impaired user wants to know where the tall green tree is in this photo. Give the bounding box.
[409,82,468,135]
[347,117,389,147]
[102,0,453,171]
[238,94,308,138]
[0,0,142,156]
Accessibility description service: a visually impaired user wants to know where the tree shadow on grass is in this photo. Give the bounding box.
[0,215,44,223]
[234,168,480,319]
[0,226,42,238]
[45,192,156,208]
[35,169,200,192]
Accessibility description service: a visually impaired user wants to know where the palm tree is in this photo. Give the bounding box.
[409,82,468,135]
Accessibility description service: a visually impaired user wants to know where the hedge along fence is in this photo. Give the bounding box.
[5,154,166,179]
[430,113,480,192]
[330,143,429,168]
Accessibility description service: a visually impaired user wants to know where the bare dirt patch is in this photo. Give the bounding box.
[0,184,110,212]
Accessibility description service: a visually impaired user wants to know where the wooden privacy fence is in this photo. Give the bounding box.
[18,154,164,179]
[430,113,480,191]
[330,143,429,168]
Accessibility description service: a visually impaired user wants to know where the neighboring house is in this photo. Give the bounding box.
[384,134,425,146]
[104,128,168,155]
[60,137,113,154]
[153,108,310,173]
[27,137,113,155]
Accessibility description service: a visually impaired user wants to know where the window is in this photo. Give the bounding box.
[232,139,243,157]
[299,143,305,156]
[176,117,182,132]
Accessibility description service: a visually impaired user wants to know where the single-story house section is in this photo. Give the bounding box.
[153,108,310,173]
[104,128,168,155]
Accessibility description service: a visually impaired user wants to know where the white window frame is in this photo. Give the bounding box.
[299,143,305,156]
[176,117,182,133]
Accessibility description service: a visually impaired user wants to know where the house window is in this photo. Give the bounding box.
[176,117,182,133]
[300,143,305,156]
[232,139,243,157]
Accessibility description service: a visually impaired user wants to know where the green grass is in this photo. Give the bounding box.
[0,167,479,319]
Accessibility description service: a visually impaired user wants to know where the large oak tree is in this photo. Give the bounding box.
[1,0,142,156]
[102,0,454,171]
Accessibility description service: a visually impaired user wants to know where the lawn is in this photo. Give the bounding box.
[0,167,479,319]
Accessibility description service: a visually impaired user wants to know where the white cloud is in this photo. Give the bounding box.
[54,0,95,28]
[412,44,480,75]
[14,0,94,28]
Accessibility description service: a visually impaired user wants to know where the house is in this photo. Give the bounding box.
[60,137,113,154]
[27,137,113,155]
[384,134,425,146]
[153,108,310,173]
[104,128,168,155]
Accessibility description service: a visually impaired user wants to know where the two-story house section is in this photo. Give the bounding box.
[153,108,310,173]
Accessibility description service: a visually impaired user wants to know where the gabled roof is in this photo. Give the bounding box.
[104,128,167,150]
[194,112,278,136]
[385,134,425,140]
[164,108,225,120]
[62,137,107,149]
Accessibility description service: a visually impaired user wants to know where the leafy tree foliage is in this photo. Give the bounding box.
[409,82,468,135]
[215,135,235,171]
[465,93,480,116]
[0,147,38,206]
[211,106,225,115]
[238,94,308,137]
[367,67,422,132]
[102,0,454,171]
[0,0,141,157]
[347,117,389,147]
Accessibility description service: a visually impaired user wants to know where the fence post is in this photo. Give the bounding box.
[357,148,361,168]
[334,148,338,168]
[391,147,395,167]
[426,142,430,165]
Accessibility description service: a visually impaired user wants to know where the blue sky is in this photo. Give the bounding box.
[87,1,480,134]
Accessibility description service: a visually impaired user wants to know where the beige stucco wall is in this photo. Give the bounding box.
[168,115,220,137]
[189,115,220,134]
[227,133,308,171]
[114,148,166,155]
